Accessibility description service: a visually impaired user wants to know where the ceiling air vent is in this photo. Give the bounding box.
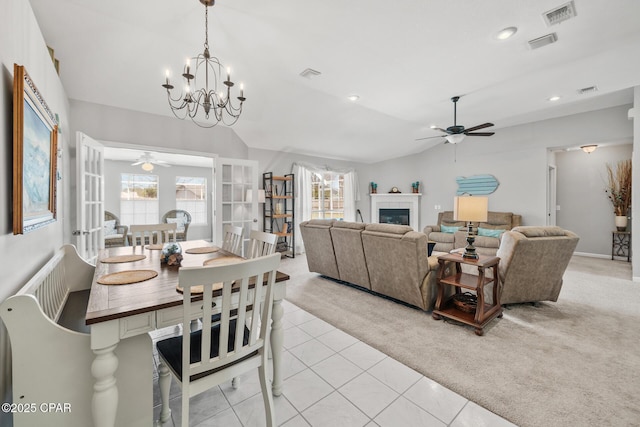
[528,33,558,50]
[543,1,577,26]
[299,68,321,79]
[577,86,598,95]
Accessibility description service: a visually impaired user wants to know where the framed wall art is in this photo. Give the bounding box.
[13,64,58,234]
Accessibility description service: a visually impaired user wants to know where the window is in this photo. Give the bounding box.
[176,176,207,225]
[311,172,344,219]
[120,173,159,225]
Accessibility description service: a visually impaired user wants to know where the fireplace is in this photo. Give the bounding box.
[370,193,421,230]
[379,208,410,226]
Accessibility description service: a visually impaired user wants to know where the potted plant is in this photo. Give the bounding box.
[605,159,632,231]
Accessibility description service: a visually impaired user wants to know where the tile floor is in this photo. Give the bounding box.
[151,300,516,427]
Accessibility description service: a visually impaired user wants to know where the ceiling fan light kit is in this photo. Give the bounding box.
[161,0,245,128]
[417,96,495,144]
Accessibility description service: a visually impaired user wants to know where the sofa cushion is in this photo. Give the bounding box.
[473,235,501,249]
[440,225,459,234]
[364,223,413,235]
[332,221,366,230]
[477,227,505,238]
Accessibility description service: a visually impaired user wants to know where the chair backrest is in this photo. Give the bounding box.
[247,230,278,259]
[130,223,177,247]
[162,210,192,232]
[105,211,120,225]
[178,253,281,382]
[222,224,244,255]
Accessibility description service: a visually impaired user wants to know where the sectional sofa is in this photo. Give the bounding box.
[299,220,453,310]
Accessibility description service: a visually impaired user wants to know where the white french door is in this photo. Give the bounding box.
[75,132,104,263]
[215,158,259,257]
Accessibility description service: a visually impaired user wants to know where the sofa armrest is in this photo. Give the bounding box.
[424,225,440,235]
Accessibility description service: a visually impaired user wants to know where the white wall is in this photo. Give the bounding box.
[1,0,72,424]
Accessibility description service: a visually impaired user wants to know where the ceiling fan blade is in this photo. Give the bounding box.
[153,162,171,167]
[415,135,446,141]
[131,161,144,166]
[465,132,495,136]
[464,122,494,133]
[431,127,450,134]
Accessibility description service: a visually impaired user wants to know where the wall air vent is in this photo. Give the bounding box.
[299,68,321,79]
[577,86,598,95]
[543,1,577,26]
[528,33,558,50]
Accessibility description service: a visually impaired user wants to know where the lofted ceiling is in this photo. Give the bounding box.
[30,0,640,163]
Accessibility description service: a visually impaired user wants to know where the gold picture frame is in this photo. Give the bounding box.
[13,64,58,234]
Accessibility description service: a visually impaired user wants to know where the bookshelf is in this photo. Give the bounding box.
[263,172,295,257]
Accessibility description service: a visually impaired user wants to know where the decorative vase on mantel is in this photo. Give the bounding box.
[615,215,628,232]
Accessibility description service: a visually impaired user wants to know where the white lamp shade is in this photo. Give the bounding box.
[454,196,488,222]
[445,134,465,144]
[246,189,266,203]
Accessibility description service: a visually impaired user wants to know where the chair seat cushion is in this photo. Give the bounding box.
[156,319,252,382]
[105,234,124,240]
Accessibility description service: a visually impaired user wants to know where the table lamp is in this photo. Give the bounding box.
[454,196,488,259]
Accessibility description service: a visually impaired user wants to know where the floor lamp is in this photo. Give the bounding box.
[454,196,488,260]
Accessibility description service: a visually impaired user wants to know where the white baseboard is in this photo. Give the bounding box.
[573,251,612,259]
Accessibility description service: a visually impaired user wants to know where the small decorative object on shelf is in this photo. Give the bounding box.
[370,182,378,194]
[389,186,401,193]
[411,181,420,193]
[161,242,183,266]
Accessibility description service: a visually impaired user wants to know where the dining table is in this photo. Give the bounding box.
[85,240,289,427]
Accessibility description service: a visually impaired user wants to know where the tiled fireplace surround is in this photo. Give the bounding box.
[370,193,421,230]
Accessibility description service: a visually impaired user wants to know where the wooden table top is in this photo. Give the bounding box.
[437,251,500,267]
[86,240,289,325]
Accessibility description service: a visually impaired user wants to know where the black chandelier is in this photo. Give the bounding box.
[162,0,245,128]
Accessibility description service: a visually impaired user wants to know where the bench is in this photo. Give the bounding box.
[0,244,152,427]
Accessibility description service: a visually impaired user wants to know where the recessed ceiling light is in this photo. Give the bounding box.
[430,125,437,129]
[496,27,518,40]
[347,94,360,102]
[548,95,561,102]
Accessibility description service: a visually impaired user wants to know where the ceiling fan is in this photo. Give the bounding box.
[131,152,170,171]
[416,96,495,144]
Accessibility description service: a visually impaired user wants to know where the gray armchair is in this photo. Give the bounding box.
[496,226,579,305]
[104,211,128,247]
[161,210,192,241]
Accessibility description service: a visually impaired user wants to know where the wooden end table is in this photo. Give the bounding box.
[432,252,502,336]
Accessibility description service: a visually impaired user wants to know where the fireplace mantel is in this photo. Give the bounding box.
[370,193,421,230]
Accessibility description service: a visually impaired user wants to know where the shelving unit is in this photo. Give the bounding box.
[263,172,295,258]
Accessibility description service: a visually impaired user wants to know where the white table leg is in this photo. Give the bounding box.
[158,362,172,423]
[270,298,284,396]
[91,344,119,427]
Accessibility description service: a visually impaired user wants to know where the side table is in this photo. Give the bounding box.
[432,252,502,336]
[611,231,631,262]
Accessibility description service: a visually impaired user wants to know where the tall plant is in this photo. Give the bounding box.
[605,159,632,216]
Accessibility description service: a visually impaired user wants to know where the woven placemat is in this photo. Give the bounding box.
[185,246,220,254]
[97,270,158,285]
[203,256,244,267]
[145,244,164,250]
[176,282,225,295]
[100,254,146,264]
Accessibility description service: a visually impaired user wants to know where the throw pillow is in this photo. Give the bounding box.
[440,225,459,234]
[477,227,505,238]
[167,217,186,232]
[104,220,117,236]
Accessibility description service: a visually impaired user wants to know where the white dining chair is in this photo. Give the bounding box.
[247,230,278,258]
[156,253,281,427]
[129,223,176,248]
[222,224,243,255]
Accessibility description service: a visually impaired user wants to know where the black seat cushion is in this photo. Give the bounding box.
[156,319,252,382]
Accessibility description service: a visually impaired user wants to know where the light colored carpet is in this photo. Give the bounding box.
[280,254,640,427]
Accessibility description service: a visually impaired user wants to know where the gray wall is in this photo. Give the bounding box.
[555,145,633,255]
[105,160,214,241]
[1,0,72,423]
